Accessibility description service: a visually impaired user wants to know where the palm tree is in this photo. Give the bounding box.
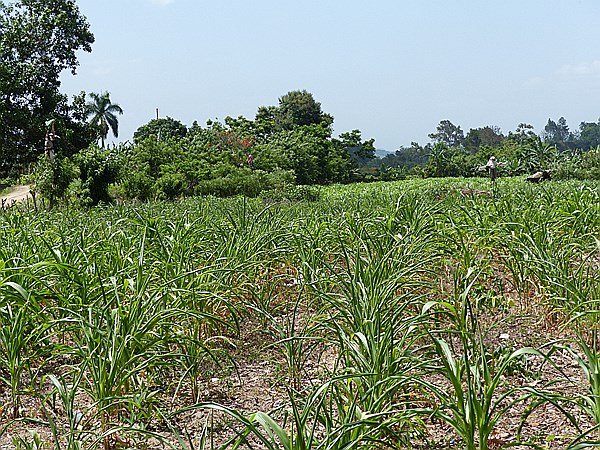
[84,92,123,147]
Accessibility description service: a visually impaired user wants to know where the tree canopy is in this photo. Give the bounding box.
[428,120,465,148]
[464,126,504,154]
[577,120,600,150]
[133,117,188,143]
[276,90,332,131]
[0,0,94,177]
[84,91,123,147]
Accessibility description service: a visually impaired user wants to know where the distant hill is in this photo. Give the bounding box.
[375,148,393,158]
[363,146,428,170]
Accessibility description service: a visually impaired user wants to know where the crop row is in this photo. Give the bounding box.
[0,177,599,449]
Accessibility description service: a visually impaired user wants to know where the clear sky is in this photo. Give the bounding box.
[60,0,600,150]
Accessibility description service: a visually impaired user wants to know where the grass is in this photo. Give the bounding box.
[0,176,598,449]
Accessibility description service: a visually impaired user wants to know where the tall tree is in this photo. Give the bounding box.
[276,90,333,131]
[507,123,537,146]
[543,117,572,151]
[0,0,94,176]
[133,117,187,143]
[335,129,376,167]
[84,92,123,147]
[254,105,278,140]
[464,126,504,153]
[428,120,464,148]
[577,120,600,150]
[376,142,428,170]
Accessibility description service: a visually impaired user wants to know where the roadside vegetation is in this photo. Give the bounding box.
[1,177,599,449]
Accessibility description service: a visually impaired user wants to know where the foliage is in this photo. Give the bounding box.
[133,117,188,143]
[373,142,428,171]
[423,143,479,178]
[155,172,185,200]
[543,117,573,152]
[256,123,351,185]
[75,145,123,206]
[359,115,600,181]
[464,126,505,154]
[517,136,558,172]
[577,120,600,151]
[83,92,123,148]
[575,147,600,178]
[552,146,600,180]
[429,119,465,147]
[422,270,544,450]
[194,168,295,198]
[0,281,50,419]
[116,95,362,202]
[275,89,332,131]
[334,129,376,167]
[0,0,94,176]
[0,178,599,447]
[118,138,181,200]
[34,154,79,208]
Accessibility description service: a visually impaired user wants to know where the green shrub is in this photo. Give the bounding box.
[0,177,15,192]
[34,155,79,208]
[194,168,296,198]
[75,145,123,206]
[552,147,600,180]
[156,172,185,200]
[119,163,155,200]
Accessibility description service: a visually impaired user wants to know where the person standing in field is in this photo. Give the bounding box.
[44,122,59,163]
[479,156,506,180]
[247,153,254,169]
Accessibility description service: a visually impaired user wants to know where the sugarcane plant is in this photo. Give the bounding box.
[421,268,545,450]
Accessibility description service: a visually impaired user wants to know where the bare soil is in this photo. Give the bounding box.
[0,185,31,206]
[0,247,596,449]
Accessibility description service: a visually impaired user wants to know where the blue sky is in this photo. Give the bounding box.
[60,0,600,150]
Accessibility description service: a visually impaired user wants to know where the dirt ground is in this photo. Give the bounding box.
[0,185,31,206]
[0,295,594,449]
[0,215,596,449]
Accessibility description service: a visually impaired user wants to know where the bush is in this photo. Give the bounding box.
[34,155,79,208]
[156,173,185,200]
[260,182,321,203]
[194,168,296,199]
[75,145,123,206]
[195,170,256,198]
[0,178,12,193]
[552,147,600,180]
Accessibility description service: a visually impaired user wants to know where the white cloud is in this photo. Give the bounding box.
[149,0,175,6]
[525,61,600,89]
[558,60,600,76]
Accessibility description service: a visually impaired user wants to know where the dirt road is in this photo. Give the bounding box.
[0,185,31,205]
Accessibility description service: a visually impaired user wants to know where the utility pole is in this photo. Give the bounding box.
[156,108,161,141]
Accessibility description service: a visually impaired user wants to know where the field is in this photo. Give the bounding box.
[0,177,599,450]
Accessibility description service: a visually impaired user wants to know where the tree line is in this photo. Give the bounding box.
[2,0,600,208]
[0,1,375,205]
[48,90,376,206]
[371,119,600,181]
